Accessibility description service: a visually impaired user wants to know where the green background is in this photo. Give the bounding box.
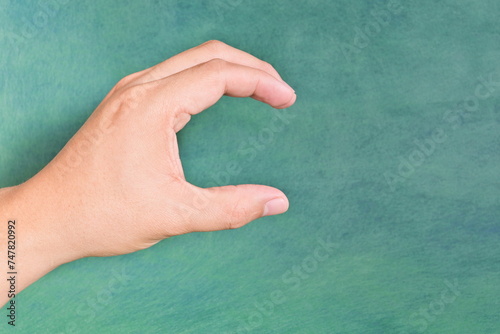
[1,0,500,333]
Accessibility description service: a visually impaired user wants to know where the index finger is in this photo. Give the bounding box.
[132,40,286,86]
[145,58,296,125]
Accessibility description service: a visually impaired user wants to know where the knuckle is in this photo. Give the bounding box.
[201,40,227,55]
[204,58,227,70]
[113,70,148,93]
[225,193,250,230]
[261,61,277,74]
[115,76,131,89]
[115,73,139,89]
[119,84,148,104]
[201,58,228,80]
[110,84,150,116]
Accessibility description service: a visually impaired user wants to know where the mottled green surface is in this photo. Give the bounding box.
[1,0,500,333]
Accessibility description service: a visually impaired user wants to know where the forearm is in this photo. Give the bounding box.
[0,182,77,307]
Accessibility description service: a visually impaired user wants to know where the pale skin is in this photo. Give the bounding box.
[0,40,296,307]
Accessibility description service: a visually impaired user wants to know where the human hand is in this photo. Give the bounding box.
[1,41,295,299]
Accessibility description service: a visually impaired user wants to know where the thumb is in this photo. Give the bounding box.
[185,184,289,232]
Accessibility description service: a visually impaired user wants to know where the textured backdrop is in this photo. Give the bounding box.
[1,0,499,333]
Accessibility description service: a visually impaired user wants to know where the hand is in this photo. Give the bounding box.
[0,40,296,304]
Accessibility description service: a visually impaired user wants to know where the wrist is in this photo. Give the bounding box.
[0,180,80,306]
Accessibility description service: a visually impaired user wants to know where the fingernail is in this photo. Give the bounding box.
[263,198,288,217]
